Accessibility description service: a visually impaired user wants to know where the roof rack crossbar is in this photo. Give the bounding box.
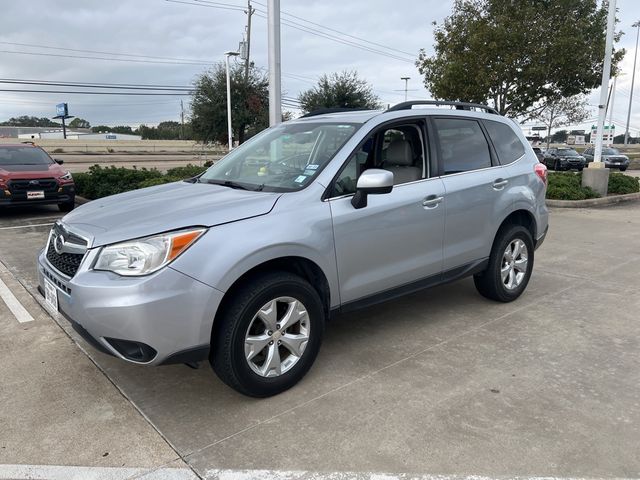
[386,100,500,115]
[300,107,372,118]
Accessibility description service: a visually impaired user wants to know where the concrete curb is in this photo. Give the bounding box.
[547,192,640,208]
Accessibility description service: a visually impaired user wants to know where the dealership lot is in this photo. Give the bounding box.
[0,203,639,479]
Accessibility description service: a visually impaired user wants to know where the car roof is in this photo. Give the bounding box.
[290,106,511,126]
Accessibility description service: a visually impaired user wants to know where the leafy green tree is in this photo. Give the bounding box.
[530,96,590,148]
[191,63,269,144]
[298,71,380,113]
[68,117,91,129]
[551,130,569,144]
[0,116,59,127]
[137,121,193,140]
[417,0,624,116]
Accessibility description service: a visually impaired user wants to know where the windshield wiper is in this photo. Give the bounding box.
[202,179,250,190]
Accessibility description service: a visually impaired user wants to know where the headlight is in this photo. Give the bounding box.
[94,228,206,276]
[58,171,73,181]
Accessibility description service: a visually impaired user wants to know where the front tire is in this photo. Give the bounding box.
[58,198,75,212]
[211,271,325,397]
[620,167,627,172]
[474,225,534,303]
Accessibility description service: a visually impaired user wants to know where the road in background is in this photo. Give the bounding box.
[56,154,222,173]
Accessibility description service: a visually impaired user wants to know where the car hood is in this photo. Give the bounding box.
[61,181,283,247]
[0,163,65,178]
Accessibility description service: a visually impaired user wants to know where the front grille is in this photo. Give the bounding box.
[45,223,88,278]
[9,178,58,193]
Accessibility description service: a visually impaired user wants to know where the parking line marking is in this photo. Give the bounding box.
[205,469,639,480]
[0,464,198,480]
[0,275,35,323]
[0,222,54,230]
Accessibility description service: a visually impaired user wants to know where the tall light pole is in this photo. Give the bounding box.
[592,0,616,165]
[401,77,410,101]
[224,51,240,151]
[625,21,640,145]
[268,0,282,126]
[608,75,617,145]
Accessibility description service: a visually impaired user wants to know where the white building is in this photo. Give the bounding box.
[17,131,142,141]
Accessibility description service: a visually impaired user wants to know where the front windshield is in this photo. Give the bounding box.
[0,146,54,166]
[602,148,619,155]
[199,122,360,192]
[557,149,579,157]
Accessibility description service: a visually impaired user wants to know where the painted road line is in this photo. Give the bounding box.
[0,222,54,230]
[205,470,640,480]
[0,275,34,323]
[0,464,198,480]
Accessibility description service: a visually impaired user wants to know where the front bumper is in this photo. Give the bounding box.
[1,184,75,207]
[37,249,224,365]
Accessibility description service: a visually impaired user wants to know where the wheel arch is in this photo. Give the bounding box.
[211,256,332,341]
[495,209,537,243]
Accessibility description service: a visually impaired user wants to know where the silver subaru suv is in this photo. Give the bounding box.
[38,101,549,397]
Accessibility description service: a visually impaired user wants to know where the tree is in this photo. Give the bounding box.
[68,118,91,129]
[0,116,59,127]
[190,63,269,144]
[417,0,624,116]
[137,121,193,140]
[530,96,590,148]
[298,71,380,113]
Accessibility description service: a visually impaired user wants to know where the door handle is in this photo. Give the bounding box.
[422,195,443,208]
[492,178,508,190]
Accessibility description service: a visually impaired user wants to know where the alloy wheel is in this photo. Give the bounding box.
[501,239,528,290]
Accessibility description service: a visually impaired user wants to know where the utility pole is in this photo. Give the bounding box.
[180,100,185,140]
[401,77,410,102]
[608,75,617,145]
[582,0,615,197]
[625,21,640,145]
[244,0,254,81]
[224,51,240,150]
[268,0,282,126]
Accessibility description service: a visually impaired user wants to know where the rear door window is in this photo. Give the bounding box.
[483,120,526,164]
[433,118,492,175]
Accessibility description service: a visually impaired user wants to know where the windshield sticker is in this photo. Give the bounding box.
[306,164,319,170]
[294,175,307,183]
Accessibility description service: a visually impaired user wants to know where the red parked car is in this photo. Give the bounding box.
[0,143,75,211]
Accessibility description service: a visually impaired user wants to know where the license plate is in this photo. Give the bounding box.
[44,277,58,313]
[27,191,45,200]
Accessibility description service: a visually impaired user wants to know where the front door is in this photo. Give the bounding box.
[328,121,446,305]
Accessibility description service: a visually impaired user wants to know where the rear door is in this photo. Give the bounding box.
[432,116,513,271]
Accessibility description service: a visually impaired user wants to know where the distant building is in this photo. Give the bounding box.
[14,130,141,141]
[67,132,142,141]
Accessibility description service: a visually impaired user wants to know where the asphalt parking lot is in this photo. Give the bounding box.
[0,201,639,480]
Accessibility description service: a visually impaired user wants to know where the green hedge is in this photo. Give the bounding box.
[74,164,208,199]
[546,172,600,200]
[608,172,640,194]
[546,171,640,200]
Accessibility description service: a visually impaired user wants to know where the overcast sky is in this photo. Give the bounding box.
[2,0,640,135]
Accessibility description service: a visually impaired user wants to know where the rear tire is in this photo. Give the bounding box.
[620,167,627,172]
[474,225,534,303]
[210,271,325,397]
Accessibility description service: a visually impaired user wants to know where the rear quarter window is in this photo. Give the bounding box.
[483,120,526,165]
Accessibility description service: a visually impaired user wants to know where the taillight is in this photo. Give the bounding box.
[534,163,547,186]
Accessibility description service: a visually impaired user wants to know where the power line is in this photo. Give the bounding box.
[0,89,191,96]
[0,49,210,66]
[0,41,209,63]
[0,79,193,92]
[249,0,416,57]
[0,78,194,89]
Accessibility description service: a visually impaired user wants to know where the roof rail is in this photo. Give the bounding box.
[300,107,372,118]
[386,100,500,115]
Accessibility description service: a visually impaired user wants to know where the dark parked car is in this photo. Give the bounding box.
[532,147,544,162]
[582,147,629,171]
[542,147,586,171]
[0,144,75,211]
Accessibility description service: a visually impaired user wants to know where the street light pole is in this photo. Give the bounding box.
[592,0,616,165]
[267,0,282,126]
[401,77,410,102]
[224,51,240,151]
[624,21,640,145]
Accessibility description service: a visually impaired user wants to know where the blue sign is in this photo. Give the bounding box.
[56,103,68,117]
[105,134,117,140]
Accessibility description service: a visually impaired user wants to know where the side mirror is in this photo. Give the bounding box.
[54,159,64,165]
[351,169,394,209]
